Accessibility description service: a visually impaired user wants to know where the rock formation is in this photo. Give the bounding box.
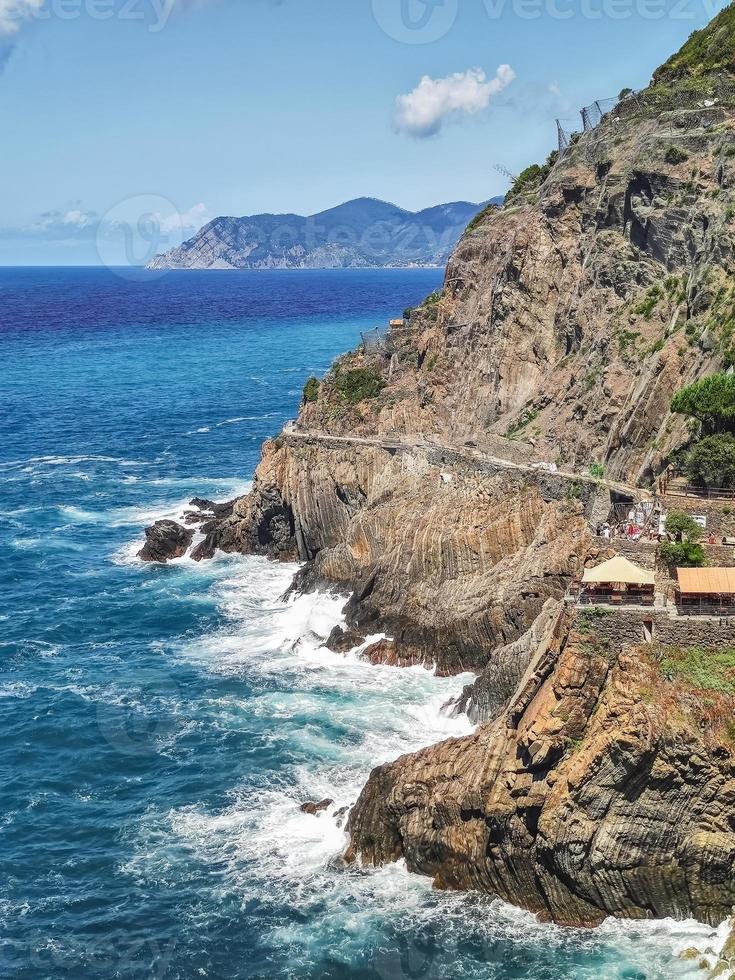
[138,520,193,563]
[147,5,735,926]
[345,611,735,926]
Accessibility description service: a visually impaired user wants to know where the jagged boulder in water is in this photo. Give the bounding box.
[138,520,193,563]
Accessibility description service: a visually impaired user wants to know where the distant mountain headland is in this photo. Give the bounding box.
[146,197,501,270]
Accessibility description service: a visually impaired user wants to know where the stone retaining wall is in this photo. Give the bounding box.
[661,493,735,536]
[575,606,735,652]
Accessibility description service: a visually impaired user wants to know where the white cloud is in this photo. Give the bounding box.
[158,201,209,234]
[29,208,98,236]
[0,0,43,37]
[394,65,515,139]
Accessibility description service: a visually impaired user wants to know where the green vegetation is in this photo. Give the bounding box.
[671,373,735,434]
[302,377,320,403]
[634,286,662,318]
[403,307,413,320]
[649,338,666,356]
[506,151,558,202]
[588,463,605,478]
[465,202,500,234]
[576,607,611,633]
[659,646,735,695]
[683,433,735,488]
[617,328,640,354]
[664,510,703,541]
[664,145,690,165]
[659,540,706,567]
[422,290,442,307]
[653,4,735,84]
[505,408,538,439]
[333,367,385,405]
[661,508,708,563]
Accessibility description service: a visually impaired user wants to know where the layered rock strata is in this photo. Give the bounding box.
[346,613,735,927]
[144,6,735,926]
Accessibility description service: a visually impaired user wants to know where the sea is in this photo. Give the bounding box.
[0,266,726,979]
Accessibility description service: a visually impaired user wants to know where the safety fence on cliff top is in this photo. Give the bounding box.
[361,326,388,351]
[555,81,735,159]
[556,90,640,157]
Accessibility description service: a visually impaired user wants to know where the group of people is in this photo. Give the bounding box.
[596,522,645,542]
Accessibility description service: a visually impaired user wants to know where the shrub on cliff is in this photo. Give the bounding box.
[683,433,735,488]
[659,646,735,695]
[465,203,500,234]
[671,373,735,434]
[659,540,706,567]
[506,151,558,203]
[302,377,320,403]
[664,145,689,165]
[334,368,385,405]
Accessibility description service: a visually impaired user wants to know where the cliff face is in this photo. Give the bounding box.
[297,99,734,486]
[169,8,735,927]
[346,612,735,927]
[192,54,735,674]
[194,435,595,674]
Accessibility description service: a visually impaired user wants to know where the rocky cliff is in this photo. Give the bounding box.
[147,5,735,927]
[147,197,497,270]
[186,7,735,675]
[345,611,735,927]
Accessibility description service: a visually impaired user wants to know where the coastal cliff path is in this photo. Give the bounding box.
[281,422,651,502]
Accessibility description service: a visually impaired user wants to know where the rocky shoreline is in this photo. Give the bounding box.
[138,6,735,944]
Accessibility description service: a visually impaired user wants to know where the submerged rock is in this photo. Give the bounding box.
[137,520,194,563]
[189,497,235,519]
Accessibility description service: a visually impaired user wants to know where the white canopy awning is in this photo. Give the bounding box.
[581,555,655,587]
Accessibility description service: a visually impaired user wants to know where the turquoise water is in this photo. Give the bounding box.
[0,267,722,978]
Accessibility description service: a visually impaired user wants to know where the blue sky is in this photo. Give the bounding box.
[0,0,727,264]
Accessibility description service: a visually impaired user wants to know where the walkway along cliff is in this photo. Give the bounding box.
[142,5,735,932]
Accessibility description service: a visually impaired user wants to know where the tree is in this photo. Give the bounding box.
[671,373,735,434]
[683,433,735,488]
[659,541,706,567]
[664,510,703,541]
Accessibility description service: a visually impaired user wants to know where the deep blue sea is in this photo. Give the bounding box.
[0,267,723,979]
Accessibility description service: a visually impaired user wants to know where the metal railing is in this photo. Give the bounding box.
[665,484,735,500]
[676,601,735,618]
[574,591,655,607]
